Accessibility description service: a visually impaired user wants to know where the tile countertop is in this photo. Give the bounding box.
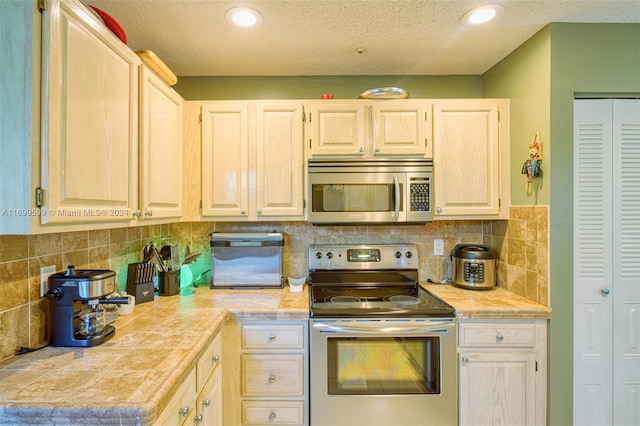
[0,285,310,425]
[422,283,553,319]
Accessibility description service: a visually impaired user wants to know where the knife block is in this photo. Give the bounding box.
[126,262,155,304]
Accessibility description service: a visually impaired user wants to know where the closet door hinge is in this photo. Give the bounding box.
[38,0,47,12]
[35,188,45,207]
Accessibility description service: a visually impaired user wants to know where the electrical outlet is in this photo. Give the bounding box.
[434,239,444,256]
[40,265,56,297]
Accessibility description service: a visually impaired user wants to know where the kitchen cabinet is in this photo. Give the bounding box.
[458,319,547,426]
[157,330,223,426]
[432,99,510,219]
[306,100,430,158]
[200,101,305,221]
[138,65,184,221]
[223,320,308,426]
[41,0,140,226]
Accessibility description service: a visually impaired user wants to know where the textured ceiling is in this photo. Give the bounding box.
[86,0,640,76]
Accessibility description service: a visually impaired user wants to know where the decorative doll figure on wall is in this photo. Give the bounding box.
[521,133,542,195]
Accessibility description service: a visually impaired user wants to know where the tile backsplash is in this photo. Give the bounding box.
[0,205,547,362]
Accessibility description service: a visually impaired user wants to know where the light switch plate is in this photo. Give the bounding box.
[40,265,56,297]
[433,239,444,256]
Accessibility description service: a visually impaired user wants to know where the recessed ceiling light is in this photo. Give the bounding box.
[225,7,263,27]
[462,4,504,25]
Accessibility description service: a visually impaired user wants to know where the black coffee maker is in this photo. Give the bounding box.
[46,265,129,347]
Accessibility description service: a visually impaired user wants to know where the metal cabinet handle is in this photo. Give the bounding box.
[194,414,203,424]
[132,210,141,218]
[496,333,504,341]
[212,354,220,363]
[179,406,190,417]
[359,146,365,153]
[601,288,611,296]
[202,398,211,408]
[268,374,277,383]
[240,209,246,215]
[437,207,443,214]
[374,147,380,153]
[144,210,153,217]
[257,209,263,215]
[462,356,469,363]
[268,334,277,342]
[269,412,277,420]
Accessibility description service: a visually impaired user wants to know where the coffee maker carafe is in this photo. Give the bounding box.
[47,265,129,347]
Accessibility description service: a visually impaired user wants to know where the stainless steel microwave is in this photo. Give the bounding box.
[308,159,433,224]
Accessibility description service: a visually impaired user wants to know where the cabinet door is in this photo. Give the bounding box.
[196,365,223,426]
[459,351,536,426]
[42,0,139,225]
[139,66,183,220]
[308,102,366,156]
[371,101,429,157]
[255,103,304,218]
[432,100,504,218]
[201,103,249,217]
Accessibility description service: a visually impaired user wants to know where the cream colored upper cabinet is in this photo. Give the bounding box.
[371,100,430,157]
[138,65,184,221]
[41,0,139,226]
[307,100,430,158]
[255,102,305,218]
[432,99,510,219]
[201,103,250,218]
[200,101,305,221]
[307,102,366,156]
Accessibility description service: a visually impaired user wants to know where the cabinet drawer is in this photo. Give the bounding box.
[196,331,222,390]
[459,322,536,348]
[241,354,304,396]
[155,368,196,426]
[242,324,305,349]
[241,400,304,425]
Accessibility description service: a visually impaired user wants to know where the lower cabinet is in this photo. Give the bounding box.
[156,330,223,426]
[223,320,309,426]
[458,320,547,426]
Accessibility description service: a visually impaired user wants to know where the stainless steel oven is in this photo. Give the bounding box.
[308,159,433,224]
[308,244,457,426]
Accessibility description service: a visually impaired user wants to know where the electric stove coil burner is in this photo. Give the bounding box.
[388,295,422,306]
[329,295,362,304]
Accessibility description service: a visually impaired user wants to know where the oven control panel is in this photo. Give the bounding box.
[309,244,418,270]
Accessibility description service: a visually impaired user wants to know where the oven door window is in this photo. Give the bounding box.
[327,336,440,395]
[311,183,402,213]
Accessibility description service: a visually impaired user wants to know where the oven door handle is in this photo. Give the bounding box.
[393,174,400,221]
[312,321,455,335]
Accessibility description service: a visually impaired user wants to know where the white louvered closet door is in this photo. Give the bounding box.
[574,99,640,426]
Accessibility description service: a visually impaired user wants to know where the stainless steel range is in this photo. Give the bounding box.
[309,244,457,426]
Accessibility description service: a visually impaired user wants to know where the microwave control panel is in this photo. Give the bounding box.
[409,177,431,212]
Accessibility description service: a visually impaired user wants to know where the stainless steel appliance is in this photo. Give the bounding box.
[46,265,130,347]
[309,244,457,426]
[308,159,433,224]
[451,244,498,290]
[210,232,284,288]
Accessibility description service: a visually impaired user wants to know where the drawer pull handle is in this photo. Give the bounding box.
[179,406,190,417]
[268,334,277,342]
[269,412,277,420]
[194,414,203,424]
[268,374,277,383]
[212,354,220,363]
[496,333,504,341]
[202,398,211,408]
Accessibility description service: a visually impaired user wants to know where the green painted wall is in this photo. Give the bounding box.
[174,75,483,100]
[483,27,551,206]
[547,23,640,425]
[484,22,640,426]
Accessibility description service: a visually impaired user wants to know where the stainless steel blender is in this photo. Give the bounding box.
[46,265,130,347]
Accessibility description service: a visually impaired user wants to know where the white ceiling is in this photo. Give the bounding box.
[86,0,640,77]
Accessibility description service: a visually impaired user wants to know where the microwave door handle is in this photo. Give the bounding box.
[393,174,400,220]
